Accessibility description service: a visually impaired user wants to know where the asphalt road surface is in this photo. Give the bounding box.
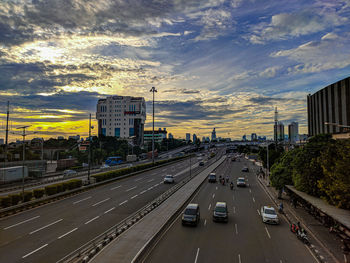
[0,152,216,263]
[144,157,318,263]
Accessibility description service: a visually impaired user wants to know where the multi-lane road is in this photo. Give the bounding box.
[144,157,318,263]
[0,153,211,263]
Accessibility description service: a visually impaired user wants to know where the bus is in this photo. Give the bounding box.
[105,156,123,166]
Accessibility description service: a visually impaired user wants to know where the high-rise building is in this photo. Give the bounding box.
[193,134,197,143]
[168,133,173,139]
[307,76,350,136]
[96,95,146,145]
[186,133,191,142]
[211,128,216,141]
[274,122,284,141]
[242,135,247,141]
[251,133,257,141]
[202,136,206,142]
[288,122,299,144]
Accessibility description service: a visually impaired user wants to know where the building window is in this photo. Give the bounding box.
[115,128,120,138]
[129,128,135,136]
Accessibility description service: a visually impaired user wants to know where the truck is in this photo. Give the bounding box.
[0,166,29,184]
[126,154,137,162]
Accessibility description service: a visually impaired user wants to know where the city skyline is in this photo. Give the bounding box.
[1,0,350,141]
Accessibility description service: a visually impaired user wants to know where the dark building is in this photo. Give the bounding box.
[307,77,350,136]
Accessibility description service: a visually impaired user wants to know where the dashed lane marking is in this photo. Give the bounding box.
[22,244,48,259]
[92,198,110,207]
[126,186,137,192]
[104,207,115,214]
[212,193,215,199]
[194,248,200,263]
[131,195,138,199]
[30,219,63,235]
[57,228,78,239]
[265,226,271,239]
[4,216,40,230]
[257,209,261,216]
[73,196,92,204]
[119,200,128,206]
[208,204,211,210]
[204,219,207,226]
[85,216,99,225]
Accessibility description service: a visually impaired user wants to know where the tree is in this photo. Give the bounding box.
[318,140,350,209]
[270,150,295,190]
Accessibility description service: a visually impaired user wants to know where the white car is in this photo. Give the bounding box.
[163,175,175,184]
[236,177,246,187]
[261,206,279,224]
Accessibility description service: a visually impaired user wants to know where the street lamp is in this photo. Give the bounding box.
[87,114,94,184]
[13,126,37,201]
[150,86,157,165]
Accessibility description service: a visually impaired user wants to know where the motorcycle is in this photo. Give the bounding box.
[230,183,234,190]
[291,223,310,245]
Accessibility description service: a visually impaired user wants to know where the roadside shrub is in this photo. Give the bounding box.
[9,194,21,205]
[33,188,45,199]
[45,185,57,196]
[21,191,33,202]
[1,196,11,208]
[54,183,65,193]
[65,179,82,190]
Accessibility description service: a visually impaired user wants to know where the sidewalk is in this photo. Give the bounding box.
[256,172,348,263]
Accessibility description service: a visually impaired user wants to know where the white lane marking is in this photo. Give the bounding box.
[305,244,319,263]
[119,200,128,206]
[344,254,347,263]
[212,193,215,199]
[204,219,207,226]
[30,219,63,235]
[73,196,92,204]
[110,185,122,190]
[92,198,110,207]
[148,186,153,190]
[265,226,271,239]
[194,248,200,263]
[140,190,147,195]
[208,204,211,210]
[85,216,100,225]
[216,186,218,190]
[233,206,236,214]
[232,195,235,201]
[134,178,143,182]
[154,183,160,187]
[238,254,242,263]
[257,209,261,216]
[4,216,40,230]
[58,228,78,239]
[147,179,154,182]
[280,260,283,263]
[22,244,48,259]
[104,207,115,214]
[252,197,255,203]
[131,195,138,199]
[249,189,252,193]
[235,223,238,235]
[126,186,137,192]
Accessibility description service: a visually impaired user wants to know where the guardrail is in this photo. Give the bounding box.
[57,158,208,263]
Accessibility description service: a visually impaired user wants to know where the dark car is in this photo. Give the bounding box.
[213,202,228,222]
[208,172,217,183]
[182,204,200,226]
[241,167,249,172]
[199,161,205,166]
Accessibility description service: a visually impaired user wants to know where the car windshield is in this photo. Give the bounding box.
[264,208,276,215]
[184,208,196,215]
[215,206,226,213]
[165,175,172,178]
[238,178,245,182]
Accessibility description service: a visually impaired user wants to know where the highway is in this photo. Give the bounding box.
[144,157,318,263]
[0,152,212,263]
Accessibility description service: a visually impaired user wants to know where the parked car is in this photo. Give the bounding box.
[182,203,200,226]
[208,172,217,183]
[261,206,279,224]
[163,175,175,184]
[63,169,77,177]
[236,177,246,187]
[213,202,228,222]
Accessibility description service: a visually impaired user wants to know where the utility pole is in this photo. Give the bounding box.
[150,87,157,165]
[4,101,9,164]
[87,114,92,184]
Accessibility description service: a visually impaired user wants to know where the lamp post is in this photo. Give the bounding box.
[13,126,36,201]
[87,114,94,184]
[150,86,157,165]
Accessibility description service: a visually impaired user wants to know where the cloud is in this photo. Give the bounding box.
[271,32,350,73]
[247,9,348,44]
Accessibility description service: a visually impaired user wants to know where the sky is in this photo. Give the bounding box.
[0,0,350,141]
